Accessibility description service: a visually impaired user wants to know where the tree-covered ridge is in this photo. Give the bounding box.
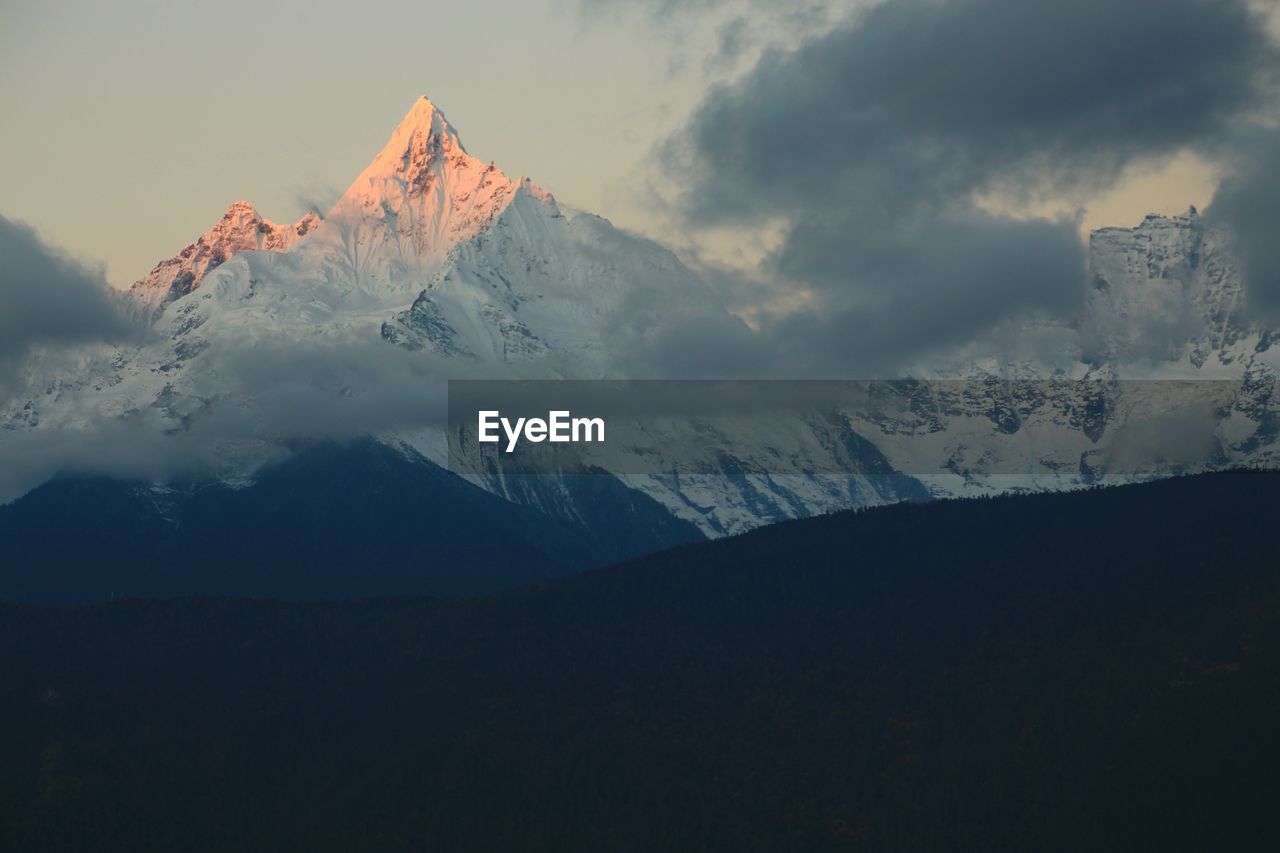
[3,471,1279,851]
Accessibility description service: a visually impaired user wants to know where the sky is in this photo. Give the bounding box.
[0,0,731,286]
[2,0,1266,291]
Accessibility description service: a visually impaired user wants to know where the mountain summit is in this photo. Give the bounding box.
[371,95,469,165]
[1,95,742,515]
[125,97,529,316]
[312,96,528,283]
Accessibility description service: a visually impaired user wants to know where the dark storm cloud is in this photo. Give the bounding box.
[1206,127,1280,318]
[677,0,1272,219]
[763,210,1086,373]
[0,215,145,366]
[657,0,1278,370]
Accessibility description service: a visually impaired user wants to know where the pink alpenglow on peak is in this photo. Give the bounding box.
[384,95,469,161]
[124,96,559,319]
[335,95,488,212]
[308,96,553,284]
[127,201,320,320]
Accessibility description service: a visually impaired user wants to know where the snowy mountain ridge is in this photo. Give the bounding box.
[3,98,1278,537]
[127,201,320,322]
[1,97,757,528]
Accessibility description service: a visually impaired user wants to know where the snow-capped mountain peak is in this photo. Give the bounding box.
[9,97,1277,540]
[126,200,320,320]
[378,95,468,163]
[341,95,477,204]
[297,96,529,288]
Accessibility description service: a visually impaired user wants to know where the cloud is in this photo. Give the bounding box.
[577,0,857,80]
[1206,126,1280,319]
[675,0,1272,219]
[0,215,145,370]
[289,180,341,218]
[763,210,1086,373]
[578,0,844,23]
[0,334,456,505]
[657,0,1278,370]
[577,0,736,21]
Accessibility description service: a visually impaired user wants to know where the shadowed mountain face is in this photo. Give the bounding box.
[3,471,1279,851]
[0,440,702,603]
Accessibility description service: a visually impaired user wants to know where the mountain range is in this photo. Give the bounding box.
[2,97,1277,582]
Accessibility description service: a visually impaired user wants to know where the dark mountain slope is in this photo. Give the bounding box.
[0,440,702,602]
[2,471,1279,850]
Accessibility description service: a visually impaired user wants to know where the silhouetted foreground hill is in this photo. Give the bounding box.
[3,471,1279,851]
[0,440,702,603]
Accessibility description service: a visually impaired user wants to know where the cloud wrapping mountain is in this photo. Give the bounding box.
[0,216,144,382]
[1206,127,1280,318]
[659,0,1279,369]
[3,82,1279,535]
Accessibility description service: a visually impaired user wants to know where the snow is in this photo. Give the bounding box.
[3,99,1278,536]
[127,201,319,322]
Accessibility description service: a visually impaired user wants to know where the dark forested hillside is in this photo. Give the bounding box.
[0,440,702,603]
[3,471,1280,851]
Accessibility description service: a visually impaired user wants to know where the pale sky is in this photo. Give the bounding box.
[0,0,1229,288]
